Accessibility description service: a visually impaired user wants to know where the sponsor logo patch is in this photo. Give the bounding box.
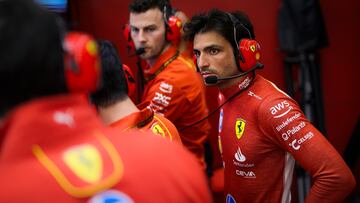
[270,100,293,118]
[281,121,306,141]
[275,113,301,132]
[248,91,262,100]
[53,111,75,128]
[150,123,165,137]
[153,92,171,106]
[235,119,246,139]
[250,45,256,52]
[63,144,103,183]
[88,190,134,203]
[226,194,237,203]
[289,131,314,150]
[234,147,246,162]
[235,170,256,178]
[218,136,223,155]
[159,82,173,94]
[218,109,224,133]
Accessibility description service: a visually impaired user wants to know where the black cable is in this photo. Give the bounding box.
[179,73,255,131]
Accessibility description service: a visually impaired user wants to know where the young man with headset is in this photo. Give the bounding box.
[0,0,212,202]
[184,9,355,203]
[126,0,211,167]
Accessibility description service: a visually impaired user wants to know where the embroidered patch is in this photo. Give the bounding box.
[88,190,134,203]
[218,109,224,133]
[226,194,236,203]
[150,123,165,137]
[235,119,246,140]
[63,144,103,183]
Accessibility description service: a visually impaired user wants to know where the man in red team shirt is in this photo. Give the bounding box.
[184,9,355,203]
[91,40,181,143]
[0,0,212,202]
[127,0,211,166]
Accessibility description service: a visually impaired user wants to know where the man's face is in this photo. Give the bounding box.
[193,31,239,89]
[129,8,167,61]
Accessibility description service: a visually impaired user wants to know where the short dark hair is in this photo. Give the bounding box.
[0,0,66,114]
[90,40,128,108]
[129,0,171,14]
[183,9,255,60]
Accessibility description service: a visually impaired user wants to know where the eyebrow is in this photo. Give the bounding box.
[130,24,157,30]
[194,44,223,52]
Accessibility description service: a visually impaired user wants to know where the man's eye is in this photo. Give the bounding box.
[131,27,139,33]
[209,48,219,55]
[193,51,200,58]
[145,27,156,32]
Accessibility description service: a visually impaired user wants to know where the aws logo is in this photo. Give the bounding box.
[235,119,246,139]
[270,100,293,118]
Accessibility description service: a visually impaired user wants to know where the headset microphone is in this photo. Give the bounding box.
[204,62,264,85]
[135,47,145,55]
[129,47,146,57]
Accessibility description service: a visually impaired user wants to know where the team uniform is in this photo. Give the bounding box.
[110,102,182,143]
[0,94,212,203]
[218,74,355,203]
[141,45,210,166]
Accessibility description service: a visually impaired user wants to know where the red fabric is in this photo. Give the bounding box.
[109,102,182,143]
[141,45,211,166]
[0,94,212,202]
[122,64,137,104]
[217,75,355,203]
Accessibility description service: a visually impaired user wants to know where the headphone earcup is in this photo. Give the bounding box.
[166,15,182,45]
[238,39,261,72]
[122,24,136,54]
[63,32,101,93]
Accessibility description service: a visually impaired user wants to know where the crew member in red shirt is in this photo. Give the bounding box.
[90,40,181,142]
[184,8,355,203]
[127,0,210,166]
[0,1,212,202]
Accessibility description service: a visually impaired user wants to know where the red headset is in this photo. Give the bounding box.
[238,39,261,72]
[123,5,183,55]
[227,12,261,72]
[63,32,101,93]
[194,13,262,73]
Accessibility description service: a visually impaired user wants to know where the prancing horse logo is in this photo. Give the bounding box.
[235,119,246,140]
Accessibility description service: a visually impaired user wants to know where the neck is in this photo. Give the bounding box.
[147,43,171,67]
[97,97,139,125]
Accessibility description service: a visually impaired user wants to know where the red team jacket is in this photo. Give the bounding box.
[0,94,212,203]
[141,45,211,166]
[109,102,182,143]
[217,75,355,203]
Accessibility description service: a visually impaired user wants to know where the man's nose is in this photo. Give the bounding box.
[137,30,146,43]
[197,54,210,70]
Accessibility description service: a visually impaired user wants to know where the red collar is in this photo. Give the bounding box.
[142,45,179,81]
[219,74,257,99]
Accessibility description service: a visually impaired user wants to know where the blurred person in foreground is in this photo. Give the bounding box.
[0,0,212,202]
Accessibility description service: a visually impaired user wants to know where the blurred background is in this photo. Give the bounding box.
[37,0,359,202]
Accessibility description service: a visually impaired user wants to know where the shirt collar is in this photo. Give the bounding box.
[143,45,179,78]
